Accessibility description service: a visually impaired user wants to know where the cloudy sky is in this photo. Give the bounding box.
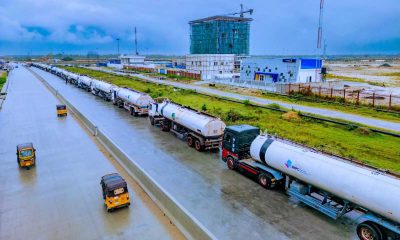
[0,0,399,55]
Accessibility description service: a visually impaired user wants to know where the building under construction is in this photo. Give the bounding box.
[189,16,252,55]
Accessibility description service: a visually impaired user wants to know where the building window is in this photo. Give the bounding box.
[214,62,218,66]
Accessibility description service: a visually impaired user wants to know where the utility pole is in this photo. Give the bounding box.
[317,0,325,50]
[116,38,120,56]
[134,27,139,55]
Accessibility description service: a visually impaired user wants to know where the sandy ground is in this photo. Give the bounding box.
[326,59,400,94]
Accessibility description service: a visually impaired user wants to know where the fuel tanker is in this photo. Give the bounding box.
[149,99,226,151]
[92,80,116,101]
[112,88,153,116]
[77,76,94,91]
[222,124,400,240]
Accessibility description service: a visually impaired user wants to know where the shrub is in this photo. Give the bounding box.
[267,103,281,109]
[201,104,207,111]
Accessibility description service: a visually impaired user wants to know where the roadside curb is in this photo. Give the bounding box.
[27,67,216,240]
[0,71,10,111]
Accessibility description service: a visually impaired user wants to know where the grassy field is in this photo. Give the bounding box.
[64,66,400,173]
[207,84,400,123]
[378,72,400,80]
[325,73,367,82]
[0,72,7,90]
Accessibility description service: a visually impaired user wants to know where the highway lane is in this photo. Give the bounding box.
[92,67,400,132]
[32,66,359,240]
[0,66,184,240]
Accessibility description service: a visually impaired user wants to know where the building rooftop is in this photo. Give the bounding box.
[189,15,253,24]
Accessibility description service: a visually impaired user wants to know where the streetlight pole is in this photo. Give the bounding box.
[116,38,120,56]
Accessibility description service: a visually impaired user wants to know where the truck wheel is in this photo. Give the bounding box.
[226,156,236,170]
[194,139,204,152]
[357,222,383,240]
[161,123,170,132]
[150,117,155,126]
[134,111,139,117]
[258,174,272,189]
[187,136,194,147]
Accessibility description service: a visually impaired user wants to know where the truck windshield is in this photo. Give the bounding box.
[20,149,33,157]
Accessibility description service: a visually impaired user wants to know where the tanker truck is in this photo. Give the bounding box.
[222,124,400,240]
[92,80,116,101]
[77,76,94,92]
[148,99,226,151]
[112,88,154,116]
[64,72,80,85]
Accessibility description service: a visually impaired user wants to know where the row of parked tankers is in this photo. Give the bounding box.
[32,63,400,240]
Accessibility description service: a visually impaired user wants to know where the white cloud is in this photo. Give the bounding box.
[0,0,399,54]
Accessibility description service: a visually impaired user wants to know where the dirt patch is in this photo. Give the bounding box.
[355,127,372,136]
[282,111,301,121]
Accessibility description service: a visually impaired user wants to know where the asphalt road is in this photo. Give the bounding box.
[0,66,184,240]
[32,66,360,240]
[92,67,400,132]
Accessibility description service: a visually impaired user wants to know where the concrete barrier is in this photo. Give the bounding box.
[27,67,215,240]
[0,71,10,111]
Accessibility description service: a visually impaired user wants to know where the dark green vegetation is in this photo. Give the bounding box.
[0,72,7,89]
[64,67,400,173]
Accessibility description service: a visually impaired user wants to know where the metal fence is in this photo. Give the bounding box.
[284,83,400,111]
[206,78,280,92]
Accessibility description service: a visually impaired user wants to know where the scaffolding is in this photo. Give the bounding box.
[189,16,252,55]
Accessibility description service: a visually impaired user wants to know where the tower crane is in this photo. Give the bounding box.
[228,4,254,18]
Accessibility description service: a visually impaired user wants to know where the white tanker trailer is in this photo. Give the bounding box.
[64,72,80,85]
[77,76,94,92]
[112,88,154,116]
[222,124,400,240]
[92,80,116,101]
[149,99,226,151]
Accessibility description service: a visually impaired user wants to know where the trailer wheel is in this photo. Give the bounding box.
[134,111,139,117]
[150,117,155,126]
[187,136,194,147]
[258,174,272,189]
[226,156,236,170]
[130,108,134,116]
[161,122,170,132]
[194,139,204,152]
[356,222,383,240]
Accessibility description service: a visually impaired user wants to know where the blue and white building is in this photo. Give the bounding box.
[240,57,323,83]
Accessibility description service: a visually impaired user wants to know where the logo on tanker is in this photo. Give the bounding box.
[285,159,307,175]
[285,160,292,168]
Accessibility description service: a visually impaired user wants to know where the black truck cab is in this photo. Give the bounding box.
[222,124,260,162]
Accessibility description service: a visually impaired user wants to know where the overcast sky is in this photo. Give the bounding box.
[0,0,399,55]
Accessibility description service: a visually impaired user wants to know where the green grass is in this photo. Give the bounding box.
[326,73,367,83]
[0,72,7,90]
[63,66,400,173]
[378,72,400,81]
